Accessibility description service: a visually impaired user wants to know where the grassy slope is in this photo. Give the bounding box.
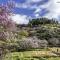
[3,24,60,60]
[4,48,60,60]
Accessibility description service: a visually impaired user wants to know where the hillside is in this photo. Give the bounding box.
[0,4,60,60]
[0,17,60,60]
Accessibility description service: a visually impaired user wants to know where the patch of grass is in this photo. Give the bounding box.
[3,48,60,60]
[4,51,60,60]
[48,57,60,60]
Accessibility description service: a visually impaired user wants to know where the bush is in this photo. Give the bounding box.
[36,27,52,40]
[48,38,60,46]
[17,30,29,39]
[17,37,48,51]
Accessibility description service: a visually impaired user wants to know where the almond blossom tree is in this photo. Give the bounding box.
[0,1,17,40]
[0,1,16,31]
[0,1,17,58]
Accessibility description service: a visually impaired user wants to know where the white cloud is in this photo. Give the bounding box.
[32,0,41,2]
[11,14,29,24]
[34,8,41,13]
[31,0,60,20]
[43,0,60,20]
[34,8,41,17]
[15,3,31,8]
[14,0,60,20]
[35,14,39,17]
[27,0,42,3]
[15,0,42,9]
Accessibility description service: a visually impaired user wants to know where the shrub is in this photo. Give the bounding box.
[48,38,60,46]
[17,30,29,39]
[36,27,52,40]
[17,37,48,51]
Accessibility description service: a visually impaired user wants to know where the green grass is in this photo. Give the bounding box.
[4,52,60,60]
[3,48,60,60]
[3,51,60,60]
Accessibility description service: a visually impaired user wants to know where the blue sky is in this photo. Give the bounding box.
[0,0,60,24]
